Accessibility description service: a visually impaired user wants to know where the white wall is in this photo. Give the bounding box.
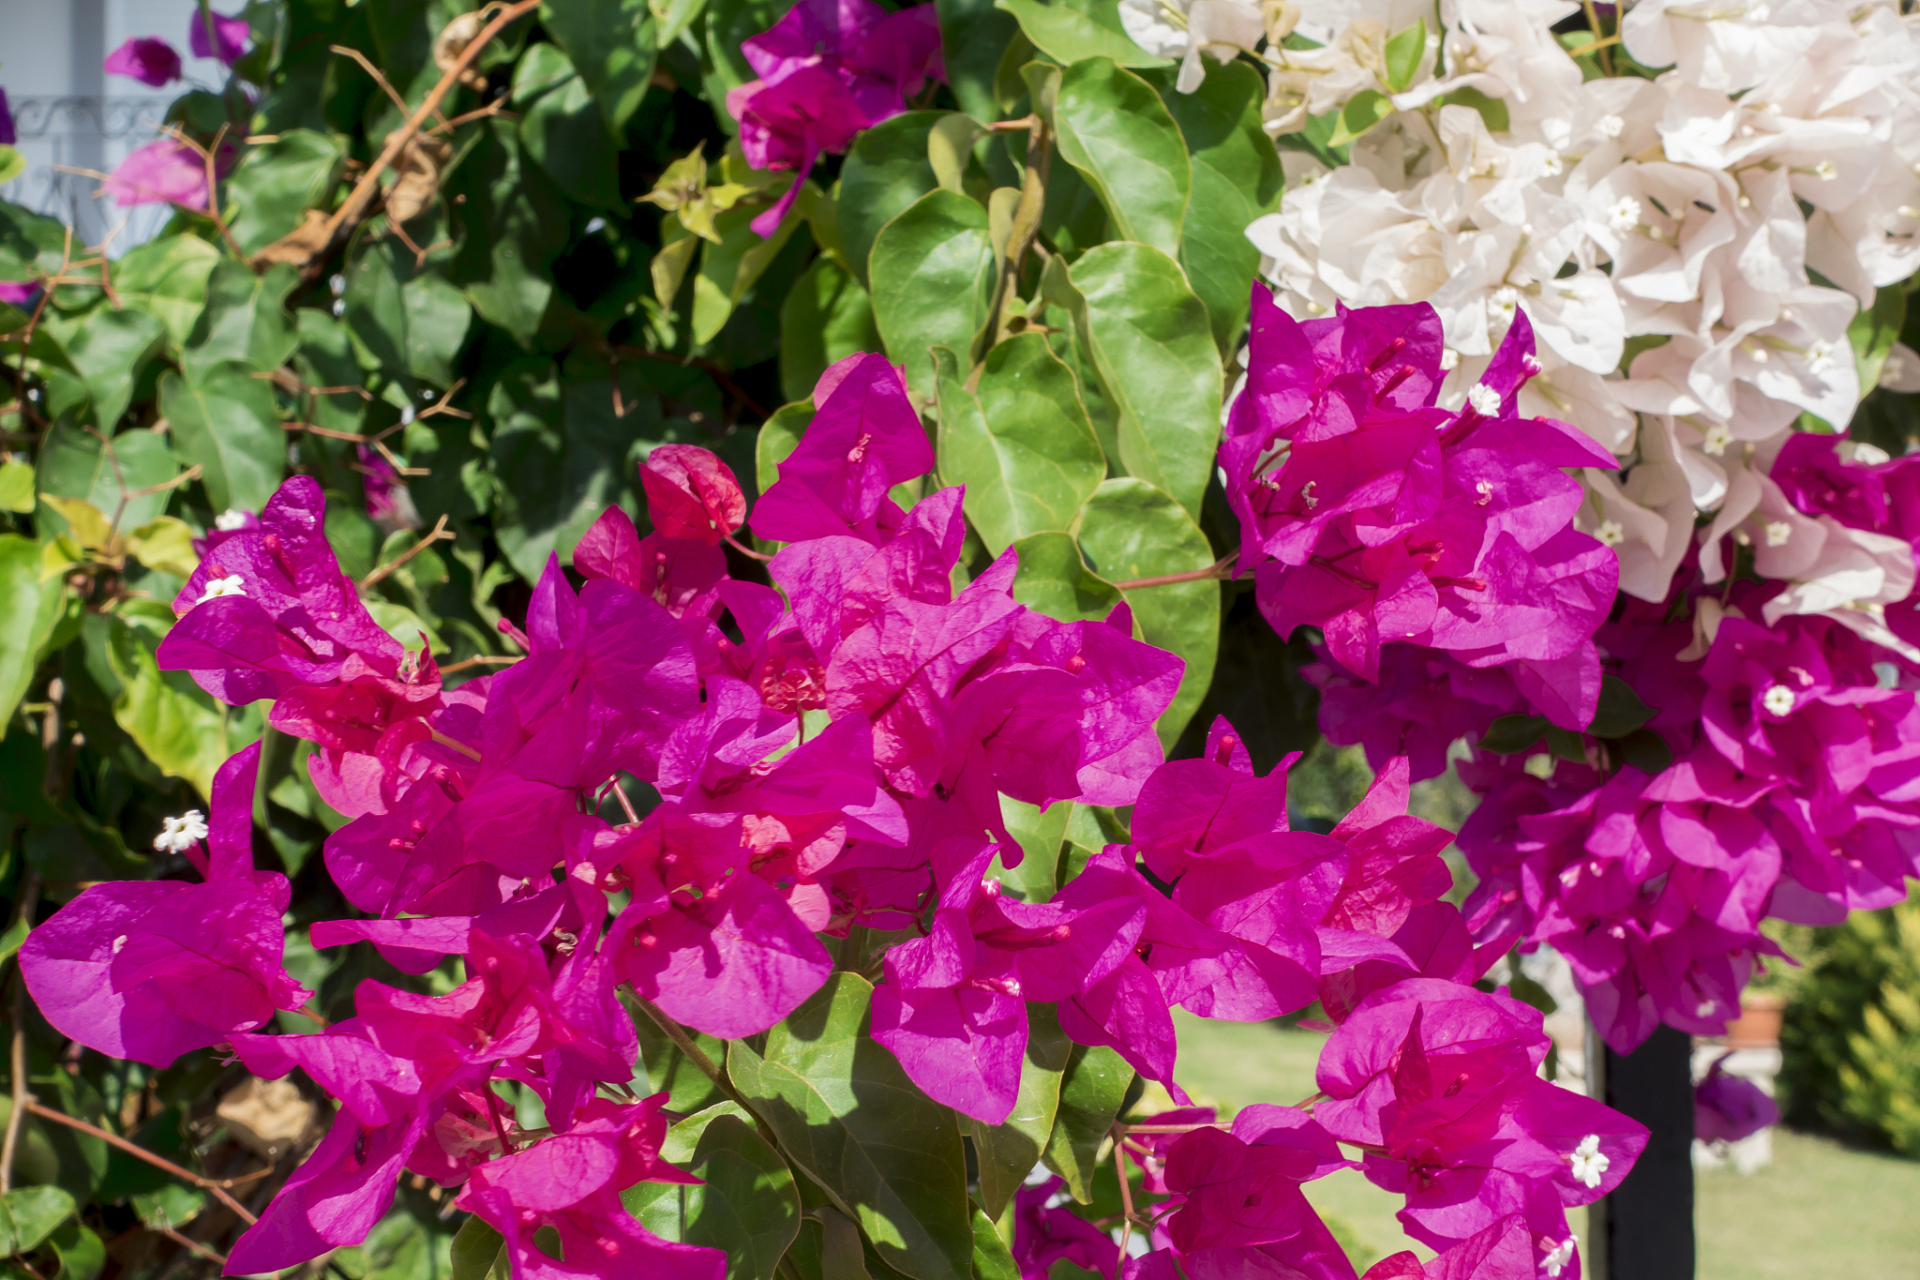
[0,0,238,250]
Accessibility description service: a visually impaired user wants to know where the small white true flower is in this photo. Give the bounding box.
[1440,347,1460,372]
[1598,114,1624,139]
[1474,479,1496,505]
[1569,1135,1610,1189]
[1542,151,1563,176]
[1490,286,1520,314]
[154,809,210,854]
[214,508,250,531]
[1813,159,1835,181]
[1765,520,1793,547]
[1807,341,1836,375]
[197,574,247,604]
[1606,195,1642,234]
[1543,1237,1577,1278]
[1762,684,1797,716]
[1596,519,1626,547]
[1468,384,1503,415]
[1702,423,1733,456]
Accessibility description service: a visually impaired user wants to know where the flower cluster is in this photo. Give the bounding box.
[1221,287,1619,731]
[97,6,250,209]
[726,0,943,235]
[20,341,1645,1277]
[1241,0,1920,620]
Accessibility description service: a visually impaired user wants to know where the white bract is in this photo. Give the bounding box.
[1217,0,1920,625]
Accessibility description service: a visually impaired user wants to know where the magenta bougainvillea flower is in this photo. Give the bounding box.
[104,36,183,86]
[102,138,222,208]
[1316,979,1646,1255]
[187,8,251,64]
[18,743,312,1067]
[727,0,942,235]
[1694,1054,1780,1144]
[1013,1176,1121,1280]
[1361,1214,1538,1279]
[1225,289,1617,732]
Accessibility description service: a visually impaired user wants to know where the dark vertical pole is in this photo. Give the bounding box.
[1593,1023,1696,1280]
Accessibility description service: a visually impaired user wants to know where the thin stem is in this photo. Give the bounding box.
[1564,33,1620,59]
[725,533,773,562]
[360,514,452,590]
[1112,1124,1138,1259]
[1580,0,1617,75]
[25,1102,258,1224]
[483,1073,517,1155]
[158,1225,229,1269]
[1116,1123,1220,1135]
[1110,553,1238,591]
[632,996,734,1098]
[438,654,519,675]
[296,0,539,273]
[609,776,641,824]
[2,869,41,1194]
[838,924,866,974]
[430,729,482,762]
[199,124,247,261]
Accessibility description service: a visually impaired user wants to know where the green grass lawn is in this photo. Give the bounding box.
[1167,1012,1920,1277]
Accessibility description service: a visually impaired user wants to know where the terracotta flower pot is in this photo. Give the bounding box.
[1723,991,1786,1048]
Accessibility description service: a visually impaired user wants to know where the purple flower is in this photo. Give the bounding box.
[1316,979,1647,1253]
[0,88,15,145]
[187,8,250,64]
[104,36,183,86]
[1013,1176,1121,1280]
[1361,1214,1539,1279]
[0,282,36,307]
[641,444,747,546]
[1695,1054,1779,1144]
[102,136,234,209]
[727,0,942,235]
[18,743,313,1067]
[752,353,934,545]
[357,443,420,532]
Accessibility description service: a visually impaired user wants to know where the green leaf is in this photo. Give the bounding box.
[0,199,69,283]
[838,113,945,290]
[48,1218,105,1280]
[0,458,36,513]
[515,49,623,208]
[184,258,300,377]
[970,1003,1072,1218]
[936,0,1022,121]
[653,0,711,45]
[1434,85,1508,134]
[1587,675,1655,740]
[449,1212,508,1280]
[161,363,286,515]
[727,973,972,1280]
[1329,89,1394,147]
[106,605,263,799]
[781,258,883,405]
[34,419,178,536]
[1041,1038,1132,1204]
[1384,19,1427,93]
[995,0,1172,69]
[0,1184,76,1255]
[693,201,801,346]
[0,916,27,965]
[1009,530,1123,625]
[1480,714,1548,755]
[488,365,658,580]
[970,1205,1019,1280]
[344,239,473,388]
[0,147,23,187]
[54,308,165,428]
[223,129,345,256]
[1046,246,1220,517]
[629,1111,801,1280]
[1850,284,1908,392]
[993,794,1072,903]
[869,189,997,399]
[127,516,201,579]
[757,399,816,499]
[0,535,64,726]
[1076,478,1219,748]
[110,235,220,351]
[1160,62,1285,354]
[447,120,569,346]
[933,335,1104,556]
[1051,58,1189,261]
[541,0,659,137]
[700,0,792,106]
